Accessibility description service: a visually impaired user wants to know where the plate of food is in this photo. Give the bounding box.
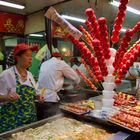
[59,101,93,115]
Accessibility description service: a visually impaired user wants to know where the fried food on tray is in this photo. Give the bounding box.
[12,117,113,140]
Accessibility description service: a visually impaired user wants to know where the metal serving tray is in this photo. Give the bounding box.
[59,103,91,115]
[0,114,63,139]
[0,113,131,140]
[108,118,140,133]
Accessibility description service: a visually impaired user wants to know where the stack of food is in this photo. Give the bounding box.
[109,108,140,131]
[12,117,113,140]
[113,92,137,107]
[45,2,140,112]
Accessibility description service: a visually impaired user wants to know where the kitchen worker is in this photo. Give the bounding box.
[38,52,80,102]
[0,43,44,133]
[37,52,80,118]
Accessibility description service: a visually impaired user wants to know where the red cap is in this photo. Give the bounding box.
[52,52,61,57]
[13,43,38,58]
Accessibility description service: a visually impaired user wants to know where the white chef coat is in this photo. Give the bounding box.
[38,57,80,102]
[0,66,37,97]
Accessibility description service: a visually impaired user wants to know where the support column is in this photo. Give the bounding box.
[45,17,52,54]
[0,34,6,70]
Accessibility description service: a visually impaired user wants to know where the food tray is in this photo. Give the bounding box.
[0,96,131,140]
[59,104,90,115]
[108,118,140,133]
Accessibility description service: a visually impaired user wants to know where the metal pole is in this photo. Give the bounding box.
[45,16,52,54]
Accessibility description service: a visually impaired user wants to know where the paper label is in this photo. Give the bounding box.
[45,7,82,40]
[0,65,3,74]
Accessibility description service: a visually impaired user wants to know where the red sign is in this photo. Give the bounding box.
[52,22,66,38]
[0,12,25,34]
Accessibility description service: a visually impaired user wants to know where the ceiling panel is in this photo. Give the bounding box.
[0,0,68,15]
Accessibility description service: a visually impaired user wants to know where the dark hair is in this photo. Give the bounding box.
[14,50,27,64]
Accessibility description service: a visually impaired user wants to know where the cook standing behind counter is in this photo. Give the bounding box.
[38,52,80,102]
[0,43,44,133]
[37,52,80,118]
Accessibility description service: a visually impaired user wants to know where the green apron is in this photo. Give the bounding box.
[0,68,37,133]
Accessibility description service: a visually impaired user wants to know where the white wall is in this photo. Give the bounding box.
[25,10,45,35]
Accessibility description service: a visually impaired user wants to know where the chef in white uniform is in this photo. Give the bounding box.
[37,52,80,118]
[38,52,80,102]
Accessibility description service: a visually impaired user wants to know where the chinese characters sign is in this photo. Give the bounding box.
[52,22,66,38]
[0,12,25,34]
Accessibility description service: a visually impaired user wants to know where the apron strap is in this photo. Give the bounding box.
[13,67,35,89]
[13,67,19,83]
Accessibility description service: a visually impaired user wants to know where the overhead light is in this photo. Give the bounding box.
[61,15,86,23]
[0,1,25,9]
[61,47,67,52]
[121,28,127,32]
[29,34,43,37]
[110,0,140,15]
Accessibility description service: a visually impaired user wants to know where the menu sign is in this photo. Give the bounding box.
[0,12,25,34]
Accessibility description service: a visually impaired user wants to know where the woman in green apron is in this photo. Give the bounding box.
[0,43,44,133]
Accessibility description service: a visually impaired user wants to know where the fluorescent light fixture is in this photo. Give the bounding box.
[61,15,86,23]
[0,1,25,9]
[29,34,43,37]
[110,0,140,15]
[121,28,127,32]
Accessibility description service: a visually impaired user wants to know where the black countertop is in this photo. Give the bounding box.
[36,89,101,120]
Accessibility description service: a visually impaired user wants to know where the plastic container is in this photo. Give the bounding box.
[104,75,115,82]
[90,109,102,118]
[109,48,116,57]
[101,107,112,119]
[102,98,114,108]
[102,82,116,90]
[107,66,114,74]
[102,90,116,99]
[106,57,115,66]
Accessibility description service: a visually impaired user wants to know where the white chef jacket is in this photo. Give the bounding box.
[38,57,80,102]
[0,66,37,97]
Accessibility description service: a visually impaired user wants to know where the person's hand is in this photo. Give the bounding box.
[36,95,45,103]
[74,84,81,90]
[63,82,71,87]
[7,92,20,102]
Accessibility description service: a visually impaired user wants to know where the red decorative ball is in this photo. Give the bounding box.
[122,64,129,73]
[114,24,122,31]
[98,17,106,25]
[114,17,124,24]
[112,29,121,35]
[89,16,96,22]
[97,75,103,81]
[126,60,131,68]
[85,8,94,17]
[117,11,126,18]
[94,60,99,66]
[111,36,119,43]
[120,0,129,4]
[92,39,100,46]
[115,78,121,85]
[125,29,134,36]
[118,69,124,75]
[119,4,127,11]
[81,47,87,53]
